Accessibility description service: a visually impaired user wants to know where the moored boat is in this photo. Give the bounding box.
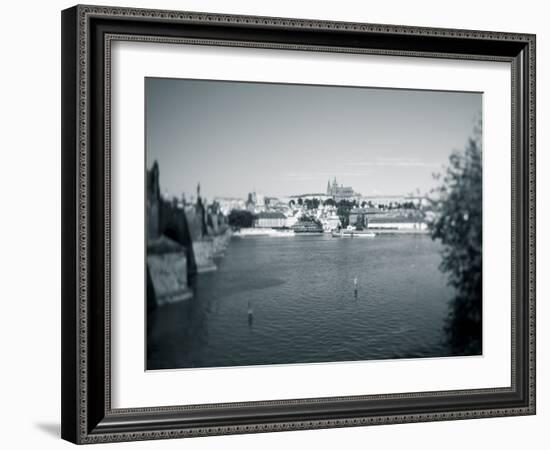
[291,223,323,233]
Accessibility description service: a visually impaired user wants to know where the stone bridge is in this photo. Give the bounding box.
[146,161,232,310]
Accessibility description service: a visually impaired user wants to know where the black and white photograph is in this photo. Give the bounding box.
[145,78,483,370]
[2,0,543,447]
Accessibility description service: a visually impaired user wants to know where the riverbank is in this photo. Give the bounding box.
[368,228,429,235]
[233,227,429,237]
[193,228,233,272]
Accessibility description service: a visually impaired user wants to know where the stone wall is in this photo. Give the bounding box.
[146,162,234,308]
[192,239,217,273]
[212,228,232,257]
[159,200,197,276]
[147,161,161,240]
[184,207,205,242]
[147,236,193,308]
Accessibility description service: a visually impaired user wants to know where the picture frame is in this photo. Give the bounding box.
[61,4,536,444]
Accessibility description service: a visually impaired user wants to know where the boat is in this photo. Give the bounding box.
[291,223,323,234]
[331,229,376,238]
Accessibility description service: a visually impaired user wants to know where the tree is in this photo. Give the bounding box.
[323,198,335,207]
[336,199,355,228]
[298,214,322,227]
[304,198,320,210]
[289,199,296,207]
[355,213,365,230]
[297,198,303,206]
[228,209,255,229]
[429,120,482,355]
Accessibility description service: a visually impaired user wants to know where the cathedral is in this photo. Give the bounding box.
[326,178,358,202]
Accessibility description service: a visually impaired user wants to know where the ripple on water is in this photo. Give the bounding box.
[148,234,456,369]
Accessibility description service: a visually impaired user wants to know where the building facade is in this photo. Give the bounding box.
[367,216,427,230]
[254,211,287,228]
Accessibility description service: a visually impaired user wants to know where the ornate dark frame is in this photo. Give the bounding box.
[61,4,536,444]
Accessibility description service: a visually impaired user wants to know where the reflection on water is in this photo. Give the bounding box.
[147,234,458,370]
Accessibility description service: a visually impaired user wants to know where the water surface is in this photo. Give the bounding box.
[147,234,456,369]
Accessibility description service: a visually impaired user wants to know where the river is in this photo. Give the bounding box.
[147,233,456,370]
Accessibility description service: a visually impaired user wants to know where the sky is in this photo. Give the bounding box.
[145,77,481,200]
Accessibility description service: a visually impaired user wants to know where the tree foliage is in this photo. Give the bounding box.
[335,199,356,228]
[298,214,322,226]
[429,121,482,355]
[228,209,256,229]
[304,198,320,210]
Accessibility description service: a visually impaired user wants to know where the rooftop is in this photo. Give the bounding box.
[350,207,380,214]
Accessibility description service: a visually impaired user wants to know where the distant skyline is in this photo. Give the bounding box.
[145,78,481,200]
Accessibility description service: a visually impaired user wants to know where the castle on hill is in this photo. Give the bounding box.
[326,177,360,202]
